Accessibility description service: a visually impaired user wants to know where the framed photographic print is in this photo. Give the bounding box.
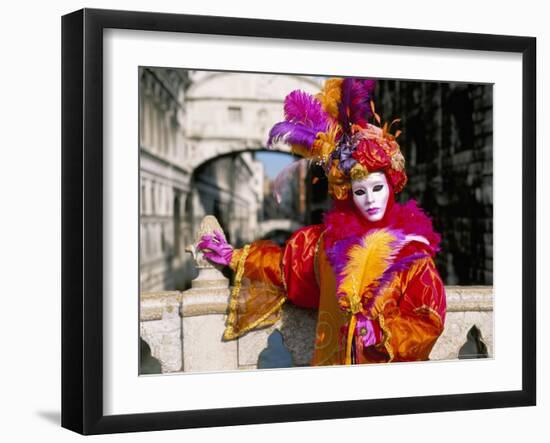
[61,8,536,435]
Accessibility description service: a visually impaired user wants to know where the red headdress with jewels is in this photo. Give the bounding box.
[267,77,407,200]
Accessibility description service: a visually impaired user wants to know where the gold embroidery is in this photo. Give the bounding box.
[223,245,250,340]
[279,261,288,293]
[224,296,286,341]
[314,310,336,351]
[223,245,288,340]
[229,248,244,271]
[378,313,394,362]
[313,231,325,287]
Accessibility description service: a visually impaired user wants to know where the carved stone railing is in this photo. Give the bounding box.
[139,216,494,373]
[430,286,493,360]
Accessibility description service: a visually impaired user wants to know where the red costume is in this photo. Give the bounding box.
[225,195,446,365]
[211,77,446,365]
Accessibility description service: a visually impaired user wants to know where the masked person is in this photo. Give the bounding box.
[198,78,446,365]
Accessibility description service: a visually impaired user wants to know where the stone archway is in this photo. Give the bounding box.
[189,148,303,247]
[183,71,322,171]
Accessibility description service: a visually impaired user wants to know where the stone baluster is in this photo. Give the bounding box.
[140,291,183,373]
[180,216,238,372]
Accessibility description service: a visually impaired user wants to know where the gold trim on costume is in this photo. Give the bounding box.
[345,315,357,365]
[239,296,286,336]
[223,245,287,340]
[229,248,244,271]
[223,244,250,340]
[378,313,395,362]
[313,231,325,287]
[280,258,288,293]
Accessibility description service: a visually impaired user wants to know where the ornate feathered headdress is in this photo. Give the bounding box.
[267,77,407,200]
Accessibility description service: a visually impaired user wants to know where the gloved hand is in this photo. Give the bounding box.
[355,314,382,348]
[196,230,234,266]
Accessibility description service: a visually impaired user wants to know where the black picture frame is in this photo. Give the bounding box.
[61,8,536,435]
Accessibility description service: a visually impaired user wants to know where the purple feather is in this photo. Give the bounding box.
[386,228,407,247]
[267,90,331,150]
[284,90,330,128]
[338,78,353,131]
[349,78,375,126]
[338,78,376,131]
[325,235,363,291]
[326,226,430,311]
[327,237,357,273]
[267,121,320,149]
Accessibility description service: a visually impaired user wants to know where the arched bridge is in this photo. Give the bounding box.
[185,71,321,171]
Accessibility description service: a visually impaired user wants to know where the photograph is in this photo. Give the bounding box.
[138,69,494,374]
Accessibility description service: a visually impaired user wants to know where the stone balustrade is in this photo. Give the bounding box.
[140,285,493,373]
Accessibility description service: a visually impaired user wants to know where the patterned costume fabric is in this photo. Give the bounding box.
[225,199,446,365]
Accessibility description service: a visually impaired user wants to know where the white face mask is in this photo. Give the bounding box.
[351,172,390,222]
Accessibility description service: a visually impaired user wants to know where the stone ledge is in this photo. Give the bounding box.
[140,290,182,302]
[180,288,231,317]
[140,291,182,321]
[445,286,493,312]
[139,286,494,320]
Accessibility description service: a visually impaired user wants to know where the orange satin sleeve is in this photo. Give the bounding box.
[379,256,446,362]
[230,240,285,287]
[223,226,322,340]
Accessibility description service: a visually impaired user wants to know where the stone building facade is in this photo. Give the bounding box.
[139,68,192,291]
[140,69,321,292]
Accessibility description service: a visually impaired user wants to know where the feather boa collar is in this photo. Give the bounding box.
[323,199,441,314]
[323,199,440,252]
